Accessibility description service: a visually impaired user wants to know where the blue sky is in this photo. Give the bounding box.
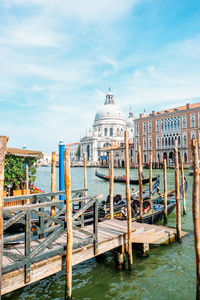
[1,0,200,152]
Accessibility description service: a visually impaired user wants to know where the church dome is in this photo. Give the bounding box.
[94,90,125,122]
[95,104,125,121]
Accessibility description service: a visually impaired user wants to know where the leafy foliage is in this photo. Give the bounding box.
[4,154,38,190]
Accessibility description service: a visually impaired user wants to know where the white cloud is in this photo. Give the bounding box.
[0,25,65,48]
[5,0,139,23]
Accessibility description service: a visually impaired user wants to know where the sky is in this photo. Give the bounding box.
[0,0,200,152]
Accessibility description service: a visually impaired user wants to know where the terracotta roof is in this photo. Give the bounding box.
[6,148,43,158]
[65,142,80,146]
[100,143,134,151]
[137,102,200,119]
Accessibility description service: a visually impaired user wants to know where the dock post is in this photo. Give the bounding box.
[109,150,114,219]
[26,164,29,205]
[51,152,56,226]
[138,146,143,223]
[59,138,65,200]
[83,153,87,198]
[114,245,125,270]
[64,148,72,300]
[180,155,186,215]
[163,158,167,224]
[0,136,8,298]
[125,130,133,270]
[191,139,200,300]
[149,151,152,199]
[174,140,181,241]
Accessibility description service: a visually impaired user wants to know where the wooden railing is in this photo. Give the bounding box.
[2,189,101,283]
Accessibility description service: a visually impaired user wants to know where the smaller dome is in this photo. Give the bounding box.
[127,118,134,128]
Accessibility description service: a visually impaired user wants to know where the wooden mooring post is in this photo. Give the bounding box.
[191,139,200,300]
[163,158,167,224]
[25,164,29,205]
[109,150,114,219]
[180,155,186,215]
[149,151,152,199]
[83,153,87,198]
[138,146,143,223]
[125,130,133,270]
[65,148,72,300]
[174,140,181,241]
[51,151,56,226]
[0,136,8,299]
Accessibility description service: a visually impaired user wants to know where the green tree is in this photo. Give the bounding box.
[4,154,38,190]
[76,145,81,160]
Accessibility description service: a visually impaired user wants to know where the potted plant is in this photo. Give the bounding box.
[4,154,38,196]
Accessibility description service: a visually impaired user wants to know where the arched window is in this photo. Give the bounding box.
[165,137,167,146]
[157,137,160,149]
[104,128,107,136]
[184,152,187,163]
[162,137,164,147]
[178,136,181,146]
[168,137,170,146]
[174,120,177,130]
[110,128,113,136]
[171,120,173,130]
[183,135,187,147]
[178,119,180,130]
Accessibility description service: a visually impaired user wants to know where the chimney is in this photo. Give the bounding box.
[140,113,143,118]
[152,110,155,116]
[186,103,190,109]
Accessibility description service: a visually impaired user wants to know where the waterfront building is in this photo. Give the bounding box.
[80,89,134,165]
[65,142,80,164]
[134,102,200,165]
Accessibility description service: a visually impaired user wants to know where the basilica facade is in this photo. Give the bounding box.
[80,89,134,164]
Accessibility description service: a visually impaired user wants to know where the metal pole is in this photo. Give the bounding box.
[65,148,72,300]
[125,130,133,270]
[0,136,8,299]
[59,138,65,200]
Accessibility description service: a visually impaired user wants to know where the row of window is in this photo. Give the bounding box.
[135,131,198,150]
[135,113,200,136]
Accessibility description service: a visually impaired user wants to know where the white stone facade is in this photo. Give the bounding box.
[80,90,134,164]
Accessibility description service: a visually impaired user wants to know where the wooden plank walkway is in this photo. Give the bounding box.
[2,219,187,295]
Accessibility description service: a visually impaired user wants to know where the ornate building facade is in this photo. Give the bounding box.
[134,103,200,165]
[80,90,134,164]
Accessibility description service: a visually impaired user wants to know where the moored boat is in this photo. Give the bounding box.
[103,177,188,224]
[95,170,158,185]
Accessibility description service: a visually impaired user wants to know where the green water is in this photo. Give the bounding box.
[3,167,196,300]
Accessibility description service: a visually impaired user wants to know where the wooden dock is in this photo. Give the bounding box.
[2,218,187,295]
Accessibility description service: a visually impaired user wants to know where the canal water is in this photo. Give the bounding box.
[3,167,196,300]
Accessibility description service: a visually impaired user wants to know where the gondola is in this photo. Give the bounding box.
[131,175,160,200]
[95,170,158,185]
[103,177,188,224]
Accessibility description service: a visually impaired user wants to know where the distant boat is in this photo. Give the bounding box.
[95,170,158,185]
